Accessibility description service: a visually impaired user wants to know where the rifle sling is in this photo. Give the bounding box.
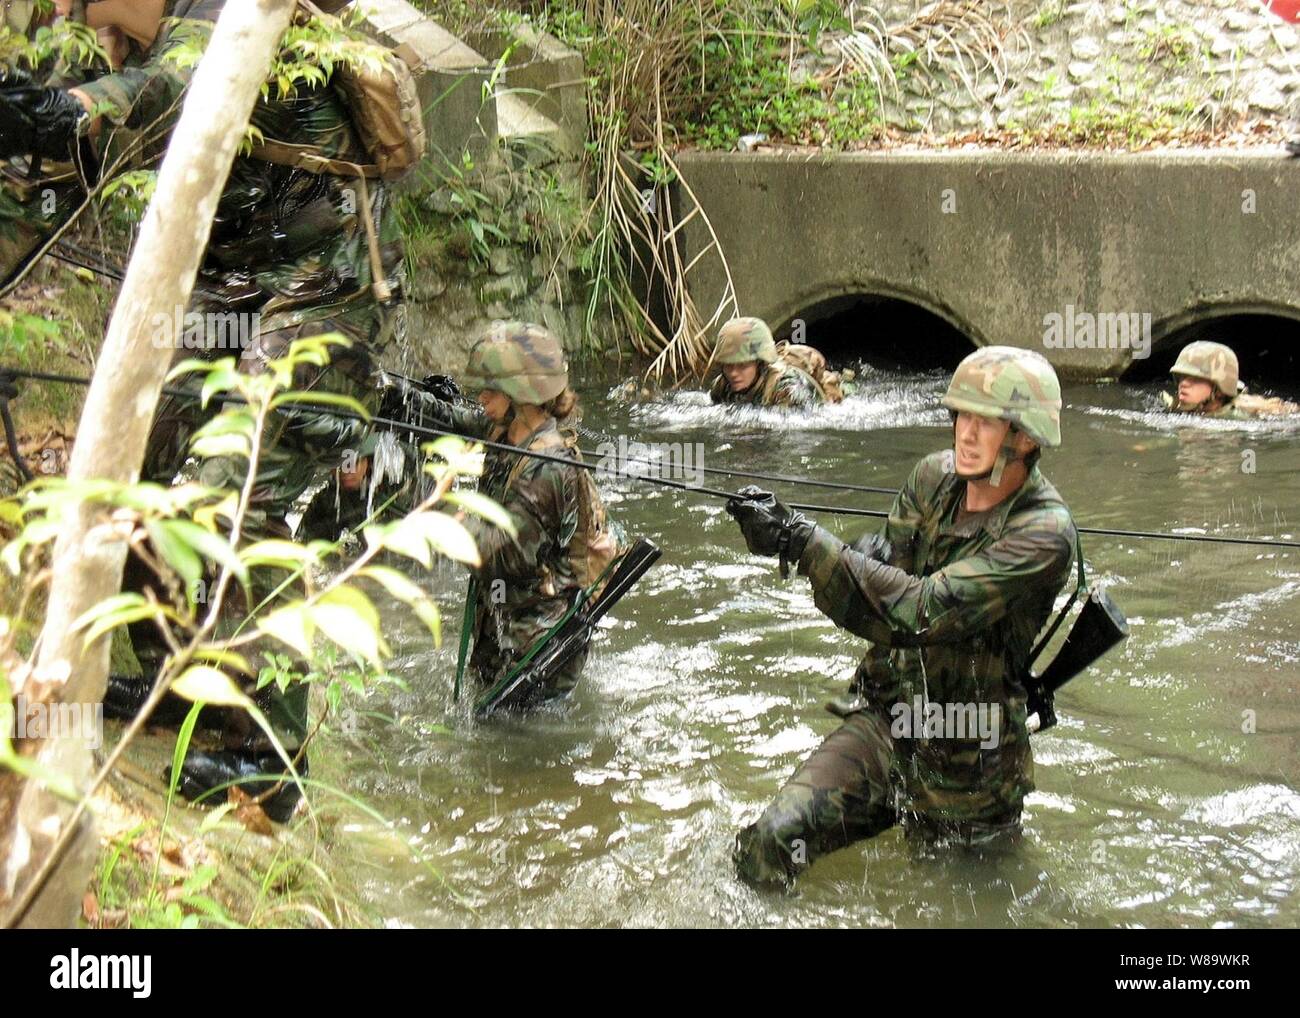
[1027,528,1088,673]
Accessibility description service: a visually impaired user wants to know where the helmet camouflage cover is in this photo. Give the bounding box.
[464,321,568,404]
[715,317,777,365]
[1170,340,1240,398]
[942,345,1063,448]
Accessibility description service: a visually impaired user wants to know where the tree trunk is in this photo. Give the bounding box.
[1,0,298,929]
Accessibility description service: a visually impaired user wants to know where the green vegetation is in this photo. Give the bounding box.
[2,338,491,926]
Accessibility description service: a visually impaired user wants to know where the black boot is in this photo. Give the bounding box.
[165,750,307,824]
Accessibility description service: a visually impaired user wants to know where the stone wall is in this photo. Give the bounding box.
[835,1,1299,136]
[401,153,601,376]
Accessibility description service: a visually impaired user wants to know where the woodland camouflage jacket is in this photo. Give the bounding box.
[797,449,1077,823]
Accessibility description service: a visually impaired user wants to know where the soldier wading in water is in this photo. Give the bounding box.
[709,317,825,409]
[384,321,618,705]
[1162,340,1299,419]
[726,347,1077,888]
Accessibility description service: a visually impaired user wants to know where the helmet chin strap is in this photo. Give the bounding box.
[987,432,1022,486]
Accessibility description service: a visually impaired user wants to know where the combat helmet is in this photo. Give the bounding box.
[942,346,1062,484]
[464,321,568,404]
[1169,341,1240,400]
[715,317,777,365]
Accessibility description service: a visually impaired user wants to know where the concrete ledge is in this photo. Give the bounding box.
[671,149,1300,378]
[464,23,587,159]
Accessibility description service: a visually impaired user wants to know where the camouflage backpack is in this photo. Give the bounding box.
[772,341,845,403]
[1233,393,1300,417]
[251,0,427,183]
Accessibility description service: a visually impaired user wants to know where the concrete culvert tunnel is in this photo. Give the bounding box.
[773,295,976,372]
[1125,313,1300,399]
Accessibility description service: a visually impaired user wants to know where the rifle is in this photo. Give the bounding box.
[1024,537,1130,733]
[473,538,663,718]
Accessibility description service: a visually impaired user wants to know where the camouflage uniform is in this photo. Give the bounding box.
[395,323,592,699]
[57,1,402,752]
[731,346,1076,887]
[709,316,822,409]
[1162,340,1297,419]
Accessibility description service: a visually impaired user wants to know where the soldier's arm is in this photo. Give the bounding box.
[798,511,1074,647]
[796,463,926,644]
[69,14,212,150]
[769,371,814,409]
[465,461,575,583]
[418,396,492,440]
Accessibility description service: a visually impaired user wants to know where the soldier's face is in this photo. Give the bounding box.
[954,411,1011,476]
[1176,376,1215,407]
[722,361,759,392]
[339,455,370,492]
[477,388,512,423]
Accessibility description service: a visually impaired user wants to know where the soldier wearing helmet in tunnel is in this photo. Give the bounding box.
[1162,341,1299,419]
[709,317,824,409]
[725,346,1078,889]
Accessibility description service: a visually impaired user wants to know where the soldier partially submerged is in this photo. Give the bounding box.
[709,317,825,409]
[726,347,1077,888]
[1162,341,1299,419]
[384,322,619,705]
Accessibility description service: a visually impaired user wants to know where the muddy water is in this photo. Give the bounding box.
[320,369,1300,928]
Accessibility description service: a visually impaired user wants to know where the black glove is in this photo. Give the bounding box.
[725,484,815,577]
[376,372,458,434]
[421,373,461,404]
[0,75,88,162]
[0,369,19,402]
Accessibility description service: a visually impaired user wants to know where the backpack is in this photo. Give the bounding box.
[249,0,427,183]
[503,427,622,600]
[772,342,845,403]
[1234,393,1300,417]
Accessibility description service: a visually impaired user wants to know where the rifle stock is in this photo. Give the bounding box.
[473,538,662,718]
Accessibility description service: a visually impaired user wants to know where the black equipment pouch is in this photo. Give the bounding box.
[1024,531,1130,733]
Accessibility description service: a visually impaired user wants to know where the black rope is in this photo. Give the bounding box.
[1,395,33,482]
[5,365,1299,548]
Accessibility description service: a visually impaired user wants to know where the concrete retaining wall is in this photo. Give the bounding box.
[673,149,1300,378]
